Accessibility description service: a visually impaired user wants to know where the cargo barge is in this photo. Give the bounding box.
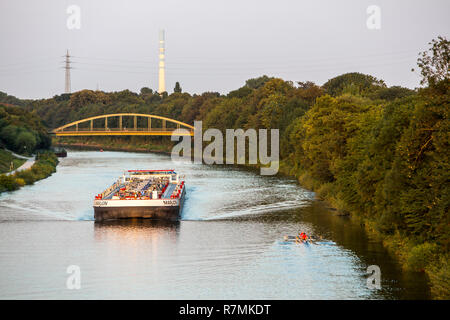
[93,170,185,221]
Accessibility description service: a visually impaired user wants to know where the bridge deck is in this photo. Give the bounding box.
[52,130,194,136]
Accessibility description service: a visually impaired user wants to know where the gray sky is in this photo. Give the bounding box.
[0,0,449,99]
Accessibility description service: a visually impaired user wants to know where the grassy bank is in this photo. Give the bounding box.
[0,152,59,193]
[0,149,26,174]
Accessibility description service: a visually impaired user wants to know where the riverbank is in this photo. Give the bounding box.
[0,149,26,174]
[55,142,171,155]
[3,149,35,175]
[279,158,448,300]
[0,152,59,193]
[54,137,173,154]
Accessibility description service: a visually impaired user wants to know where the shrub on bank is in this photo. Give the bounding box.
[427,254,450,299]
[0,152,58,193]
[0,174,19,192]
[15,178,25,187]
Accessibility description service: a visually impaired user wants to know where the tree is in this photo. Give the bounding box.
[69,90,111,109]
[15,130,36,154]
[174,82,182,93]
[1,125,19,149]
[245,75,274,89]
[323,72,386,96]
[368,86,415,101]
[413,36,450,86]
[140,87,153,95]
[53,93,71,102]
[227,86,253,98]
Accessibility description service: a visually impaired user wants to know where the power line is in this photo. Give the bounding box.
[68,49,418,66]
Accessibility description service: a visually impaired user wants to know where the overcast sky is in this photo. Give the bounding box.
[0,0,449,99]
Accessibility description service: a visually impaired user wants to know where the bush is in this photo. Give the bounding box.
[427,254,450,299]
[0,174,19,192]
[15,178,25,186]
[14,169,37,185]
[406,242,439,271]
[0,104,51,154]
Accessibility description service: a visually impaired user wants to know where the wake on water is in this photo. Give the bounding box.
[0,151,315,222]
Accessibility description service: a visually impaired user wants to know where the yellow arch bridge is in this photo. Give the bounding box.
[51,113,194,136]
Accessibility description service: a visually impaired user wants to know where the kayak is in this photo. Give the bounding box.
[283,235,315,244]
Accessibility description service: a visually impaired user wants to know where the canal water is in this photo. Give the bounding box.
[0,151,430,299]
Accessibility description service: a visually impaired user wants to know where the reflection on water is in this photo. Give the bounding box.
[0,150,431,299]
[94,219,180,238]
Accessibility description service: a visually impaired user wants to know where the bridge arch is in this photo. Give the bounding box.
[52,113,194,136]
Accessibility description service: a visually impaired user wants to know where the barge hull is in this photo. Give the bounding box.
[94,205,180,222]
[94,189,185,222]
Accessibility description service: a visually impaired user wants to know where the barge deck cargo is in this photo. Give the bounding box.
[93,170,185,221]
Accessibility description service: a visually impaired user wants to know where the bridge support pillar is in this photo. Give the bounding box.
[148,117,151,131]
[76,123,78,131]
[119,116,122,130]
[90,120,93,131]
[162,120,166,130]
[134,116,137,131]
[105,117,108,130]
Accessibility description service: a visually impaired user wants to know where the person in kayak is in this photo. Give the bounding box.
[299,232,308,242]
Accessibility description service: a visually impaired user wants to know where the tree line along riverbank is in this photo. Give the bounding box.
[1,37,448,299]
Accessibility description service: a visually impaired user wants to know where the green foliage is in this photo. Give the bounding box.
[0,149,26,174]
[5,152,58,189]
[245,75,274,89]
[52,93,71,102]
[0,104,51,154]
[367,86,415,101]
[406,242,439,271]
[0,174,19,191]
[0,152,58,193]
[427,254,450,299]
[323,72,386,97]
[414,35,449,86]
[69,89,112,109]
[292,94,375,184]
[227,86,253,98]
[0,92,28,106]
[140,87,153,95]
[0,125,19,147]
[15,131,36,153]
